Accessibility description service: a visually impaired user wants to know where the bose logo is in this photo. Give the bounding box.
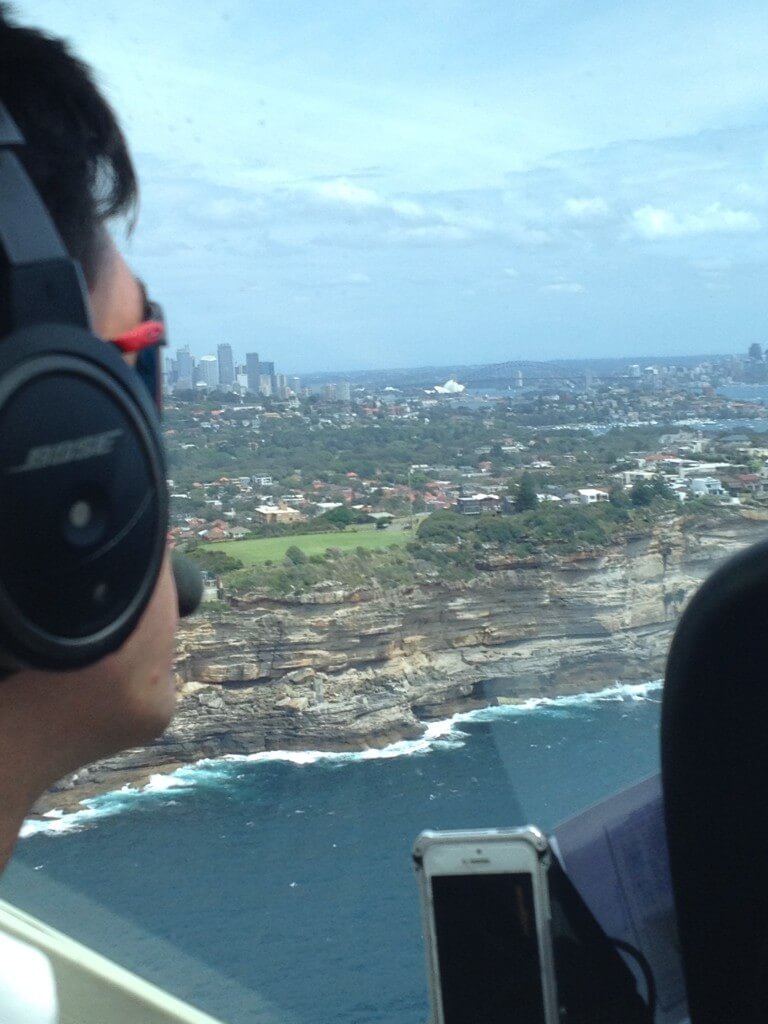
[8,429,123,473]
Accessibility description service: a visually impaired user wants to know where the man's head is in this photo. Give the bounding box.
[0,3,137,287]
[0,7,179,853]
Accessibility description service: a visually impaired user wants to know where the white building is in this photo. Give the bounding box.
[577,488,610,504]
[689,477,725,497]
[197,354,219,387]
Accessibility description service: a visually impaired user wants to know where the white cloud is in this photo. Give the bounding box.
[630,202,760,239]
[384,225,473,245]
[309,181,437,229]
[503,267,519,278]
[734,182,767,205]
[390,199,426,220]
[511,226,552,246]
[200,195,267,226]
[564,197,610,220]
[541,282,585,294]
[315,180,382,207]
[434,209,494,234]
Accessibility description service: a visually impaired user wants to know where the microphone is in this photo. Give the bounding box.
[170,550,204,617]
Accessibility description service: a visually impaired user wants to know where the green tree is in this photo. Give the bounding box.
[285,545,308,565]
[630,480,654,507]
[629,476,673,507]
[651,475,674,500]
[318,505,355,529]
[418,510,467,544]
[609,484,630,507]
[409,471,429,490]
[186,549,243,574]
[515,472,538,512]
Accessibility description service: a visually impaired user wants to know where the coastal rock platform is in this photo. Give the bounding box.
[44,515,767,808]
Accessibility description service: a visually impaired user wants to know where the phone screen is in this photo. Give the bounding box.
[431,872,547,1024]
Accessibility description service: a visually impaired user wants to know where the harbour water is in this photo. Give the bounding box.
[718,384,768,404]
[3,682,662,1024]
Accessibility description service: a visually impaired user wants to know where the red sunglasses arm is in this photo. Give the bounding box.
[110,320,165,353]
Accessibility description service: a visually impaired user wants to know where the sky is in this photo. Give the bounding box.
[13,1,768,372]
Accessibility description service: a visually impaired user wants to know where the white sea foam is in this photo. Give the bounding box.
[239,726,468,768]
[21,776,189,838]
[20,679,661,837]
[20,795,138,838]
[142,773,194,793]
[462,679,663,722]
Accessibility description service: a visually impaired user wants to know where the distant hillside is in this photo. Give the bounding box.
[299,353,730,390]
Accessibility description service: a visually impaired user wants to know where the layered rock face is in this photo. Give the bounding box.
[69,516,767,788]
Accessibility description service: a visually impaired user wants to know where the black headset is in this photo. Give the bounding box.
[0,101,168,672]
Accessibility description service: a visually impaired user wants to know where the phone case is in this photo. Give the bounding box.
[412,826,560,1024]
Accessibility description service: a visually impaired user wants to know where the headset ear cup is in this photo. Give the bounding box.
[0,322,167,670]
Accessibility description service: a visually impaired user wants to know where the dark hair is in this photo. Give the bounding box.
[0,4,138,284]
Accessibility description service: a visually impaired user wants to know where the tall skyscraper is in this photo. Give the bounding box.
[198,354,219,387]
[217,343,235,386]
[257,359,277,397]
[175,345,194,387]
[246,352,260,392]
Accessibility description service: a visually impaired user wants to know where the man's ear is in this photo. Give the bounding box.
[88,231,142,342]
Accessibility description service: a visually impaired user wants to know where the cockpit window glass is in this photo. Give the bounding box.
[3,2,766,1022]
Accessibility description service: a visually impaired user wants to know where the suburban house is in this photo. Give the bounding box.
[689,477,726,498]
[200,526,230,542]
[253,504,303,525]
[229,526,251,539]
[725,473,765,498]
[576,488,610,504]
[456,493,501,515]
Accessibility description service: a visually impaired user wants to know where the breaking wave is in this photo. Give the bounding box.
[466,679,663,719]
[21,679,661,838]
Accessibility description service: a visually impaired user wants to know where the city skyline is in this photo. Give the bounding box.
[15,1,768,371]
[168,343,307,398]
[166,344,767,395]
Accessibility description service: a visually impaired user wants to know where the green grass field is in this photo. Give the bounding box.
[201,525,411,567]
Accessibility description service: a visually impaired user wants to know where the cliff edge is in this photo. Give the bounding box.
[55,514,766,796]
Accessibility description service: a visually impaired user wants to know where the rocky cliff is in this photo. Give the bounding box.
[59,514,767,796]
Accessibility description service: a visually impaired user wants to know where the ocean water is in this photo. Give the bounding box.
[2,682,662,1024]
[718,384,768,405]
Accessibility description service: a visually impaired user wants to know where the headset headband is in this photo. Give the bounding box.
[0,102,23,144]
[0,100,91,337]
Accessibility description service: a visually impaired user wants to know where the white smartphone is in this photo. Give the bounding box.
[413,827,560,1024]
